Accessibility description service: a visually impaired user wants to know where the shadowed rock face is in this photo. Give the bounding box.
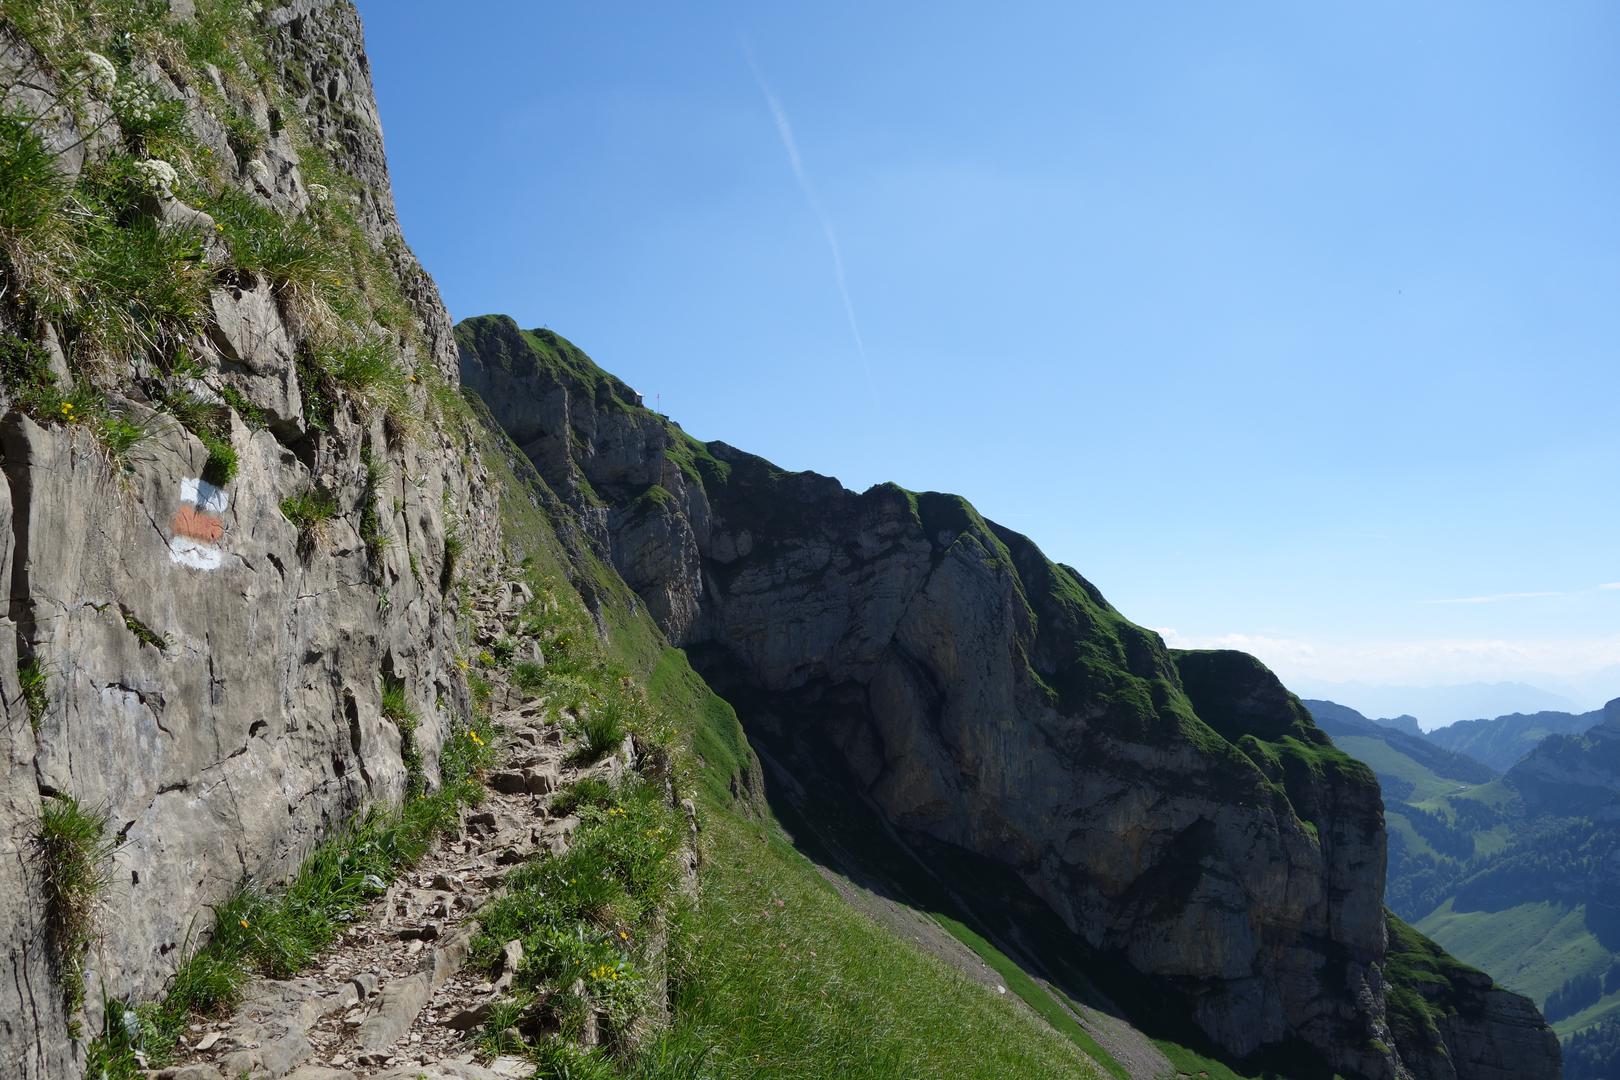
[460,314,1560,1080]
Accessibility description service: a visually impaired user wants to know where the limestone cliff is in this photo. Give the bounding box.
[458,315,1561,1080]
[0,3,498,1075]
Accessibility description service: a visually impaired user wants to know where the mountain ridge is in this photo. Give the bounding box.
[459,313,1560,1080]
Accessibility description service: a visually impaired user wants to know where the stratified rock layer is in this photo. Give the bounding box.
[459,314,1560,1080]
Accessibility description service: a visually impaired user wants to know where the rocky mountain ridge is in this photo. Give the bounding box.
[458,314,1561,1080]
[1427,705,1612,774]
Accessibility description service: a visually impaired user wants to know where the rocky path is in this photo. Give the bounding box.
[149,588,630,1080]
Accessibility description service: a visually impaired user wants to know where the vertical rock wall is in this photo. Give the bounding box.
[0,3,499,1075]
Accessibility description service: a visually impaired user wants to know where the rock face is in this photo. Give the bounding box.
[459,315,1561,1080]
[0,4,498,1075]
[1383,915,1565,1080]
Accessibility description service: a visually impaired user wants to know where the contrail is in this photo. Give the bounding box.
[742,41,869,371]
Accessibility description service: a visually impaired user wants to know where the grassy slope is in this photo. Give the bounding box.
[1330,735,1477,803]
[473,396,1103,1078]
[1417,899,1608,1017]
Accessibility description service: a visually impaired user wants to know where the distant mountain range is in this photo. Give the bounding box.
[1428,706,1614,773]
[1306,695,1620,1073]
[1292,680,1587,728]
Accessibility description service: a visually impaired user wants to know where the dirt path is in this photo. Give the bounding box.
[153,579,643,1080]
[154,695,630,1080]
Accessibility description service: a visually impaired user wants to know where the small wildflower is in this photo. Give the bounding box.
[239,918,249,929]
[214,222,225,233]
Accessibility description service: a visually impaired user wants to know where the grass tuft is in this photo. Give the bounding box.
[280,487,336,548]
[38,794,119,1030]
[577,698,629,763]
[19,656,49,732]
[209,187,339,296]
[381,676,424,797]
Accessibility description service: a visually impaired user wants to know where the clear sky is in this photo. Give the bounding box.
[356,1,1620,711]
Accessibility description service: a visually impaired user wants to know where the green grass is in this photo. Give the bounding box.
[0,111,73,302]
[358,450,391,561]
[929,911,1128,1079]
[577,698,629,762]
[1557,987,1620,1039]
[318,334,410,418]
[159,388,238,485]
[71,160,212,354]
[473,777,685,1053]
[1332,734,1476,803]
[280,487,337,546]
[208,187,339,296]
[662,811,1098,1079]
[38,795,119,1029]
[381,677,424,797]
[18,656,48,731]
[121,607,169,651]
[1418,898,1606,1009]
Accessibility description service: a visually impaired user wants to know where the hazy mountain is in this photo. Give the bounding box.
[1376,714,1424,737]
[1428,706,1613,773]
[1292,681,1581,729]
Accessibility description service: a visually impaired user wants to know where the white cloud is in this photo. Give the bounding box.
[1600,582,1620,591]
[1155,628,1620,686]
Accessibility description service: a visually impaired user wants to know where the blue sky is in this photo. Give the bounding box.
[357,1,1620,711]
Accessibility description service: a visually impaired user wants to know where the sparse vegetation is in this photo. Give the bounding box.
[472,775,685,1055]
[358,449,391,562]
[121,607,169,651]
[159,387,237,485]
[38,795,119,1031]
[208,186,338,297]
[381,676,424,797]
[18,656,48,731]
[279,486,336,546]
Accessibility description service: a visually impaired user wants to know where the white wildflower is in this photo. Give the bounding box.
[82,52,117,94]
[113,80,158,125]
[306,182,329,202]
[134,158,179,197]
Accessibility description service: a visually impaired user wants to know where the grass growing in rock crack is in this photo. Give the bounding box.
[280,487,337,547]
[38,795,119,1031]
[208,187,339,297]
[18,656,48,731]
[359,449,392,562]
[121,607,169,651]
[159,387,237,485]
[382,676,425,797]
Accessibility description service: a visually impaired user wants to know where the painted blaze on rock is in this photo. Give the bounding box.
[169,476,230,568]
